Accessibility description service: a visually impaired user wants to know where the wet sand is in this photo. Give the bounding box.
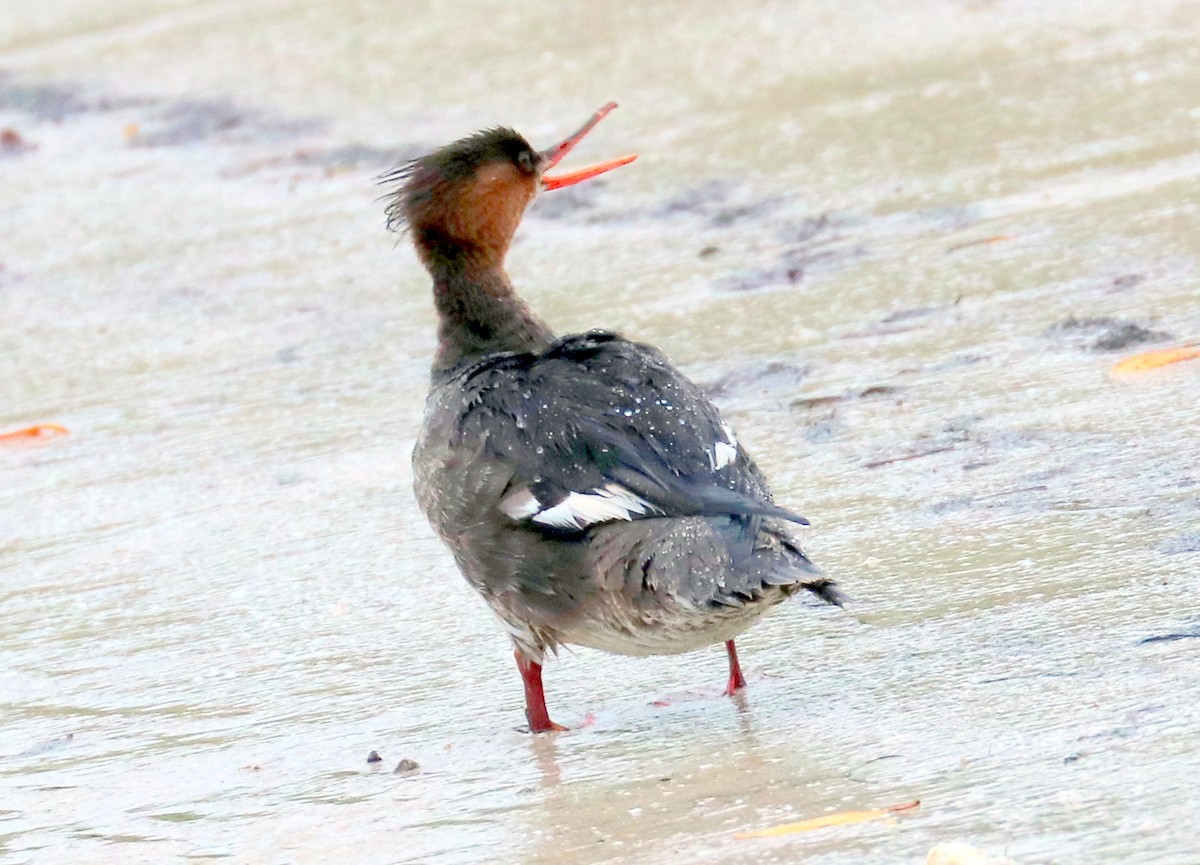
[3,1,1200,863]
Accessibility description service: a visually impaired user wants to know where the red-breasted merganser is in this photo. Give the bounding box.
[386,103,842,733]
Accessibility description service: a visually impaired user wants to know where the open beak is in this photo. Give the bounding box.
[540,101,637,191]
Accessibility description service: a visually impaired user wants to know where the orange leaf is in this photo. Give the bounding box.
[0,423,69,442]
[1110,345,1200,376]
[736,800,920,839]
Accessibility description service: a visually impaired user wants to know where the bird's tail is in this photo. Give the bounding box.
[800,576,848,607]
[762,535,848,606]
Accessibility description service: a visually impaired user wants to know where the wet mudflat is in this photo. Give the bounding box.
[3,1,1200,863]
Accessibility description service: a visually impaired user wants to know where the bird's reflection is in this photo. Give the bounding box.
[516,695,788,865]
[528,732,563,789]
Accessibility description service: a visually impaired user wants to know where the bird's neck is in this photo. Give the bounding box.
[422,237,555,376]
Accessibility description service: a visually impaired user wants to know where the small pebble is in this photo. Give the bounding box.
[366,750,382,764]
[393,758,419,774]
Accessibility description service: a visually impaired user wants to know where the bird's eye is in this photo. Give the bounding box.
[517,150,535,174]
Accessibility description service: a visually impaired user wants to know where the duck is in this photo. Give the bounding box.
[385,103,842,732]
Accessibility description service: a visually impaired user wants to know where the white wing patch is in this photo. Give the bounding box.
[499,487,542,519]
[711,422,739,470]
[500,483,657,530]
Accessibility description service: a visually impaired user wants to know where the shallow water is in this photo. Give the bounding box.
[3,1,1200,863]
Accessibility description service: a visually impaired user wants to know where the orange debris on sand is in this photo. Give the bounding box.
[1110,345,1200,376]
[0,424,69,443]
[736,800,920,839]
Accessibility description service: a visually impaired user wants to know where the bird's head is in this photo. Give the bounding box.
[385,102,636,270]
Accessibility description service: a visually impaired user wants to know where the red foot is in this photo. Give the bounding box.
[724,639,747,696]
[515,651,567,733]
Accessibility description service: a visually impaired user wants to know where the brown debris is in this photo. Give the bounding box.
[946,234,1012,253]
[864,445,955,469]
[1,127,36,155]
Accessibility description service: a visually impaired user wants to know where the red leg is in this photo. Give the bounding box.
[515,650,568,733]
[724,639,747,696]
